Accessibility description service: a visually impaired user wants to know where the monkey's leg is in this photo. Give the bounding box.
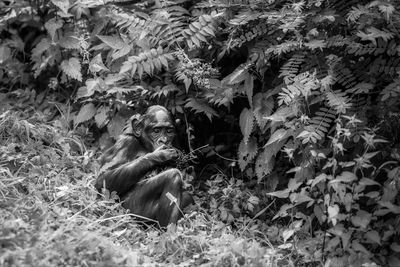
[123,168,183,227]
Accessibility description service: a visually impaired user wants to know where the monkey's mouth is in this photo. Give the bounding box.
[154,143,173,150]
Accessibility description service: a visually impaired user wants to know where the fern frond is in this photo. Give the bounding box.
[334,67,358,90]
[381,78,400,102]
[356,27,394,45]
[149,5,190,46]
[370,56,400,76]
[325,90,352,114]
[326,35,353,48]
[347,38,395,56]
[185,97,219,121]
[120,46,173,78]
[149,83,180,99]
[183,14,216,49]
[298,107,336,144]
[279,53,305,84]
[278,72,319,106]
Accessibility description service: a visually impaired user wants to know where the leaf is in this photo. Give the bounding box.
[76,86,91,99]
[351,210,372,228]
[97,35,125,50]
[166,192,178,206]
[45,18,63,40]
[112,44,131,60]
[185,98,218,121]
[328,204,339,225]
[377,201,400,214]
[59,35,81,49]
[253,93,273,129]
[120,61,132,74]
[0,45,11,63]
[352,240,371,255]
[74,103,96,126]
[266,128,288,146]
[32,38,51,57]
[51,0,70,14]
[224,67,248,85]
[89,54,109,73]
[267,189,290,198]
[365,230,381,245]
[330,171,357,184]
[95,106,109,128]
[244,74,254,108]
[255,147,275,181]
[239,108,254,144]
[107,114,125,138]
[282,229,295,243]
[265,107,295,122]
[60,57,82,81]
[238,137,258,171]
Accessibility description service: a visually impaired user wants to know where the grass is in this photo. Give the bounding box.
[0,110,289,267]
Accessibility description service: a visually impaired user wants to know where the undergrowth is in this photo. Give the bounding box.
[0,110,289,267]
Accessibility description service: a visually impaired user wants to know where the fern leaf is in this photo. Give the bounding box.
[121,47,171,78]
[326,91,351,114]
[279,53,305,84]
[300,107,336,143]
[356,27,394,45]
[183,14,216,49]
[381,79,400,101]
[346,83,374,95]
[185,98,218,121]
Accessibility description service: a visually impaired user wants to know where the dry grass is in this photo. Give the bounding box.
[0,111,286,267]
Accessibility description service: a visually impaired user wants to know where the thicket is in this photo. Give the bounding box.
[1,0,400,266]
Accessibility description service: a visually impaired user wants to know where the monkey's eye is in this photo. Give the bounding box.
[153,128,161,134]
[166,128,174,134]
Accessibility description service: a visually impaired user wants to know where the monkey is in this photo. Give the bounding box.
[95,105,193,227]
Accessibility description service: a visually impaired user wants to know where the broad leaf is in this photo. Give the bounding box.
[239,108,254,144]
[95,106,110,128]
[253,93,273,129]
[244,74,253,108]
[97,35,125,50]
[238,137,258,171]
[89,54,108,73]
[60,57,82,81]
[74,103,96,126]
[51,0,70,14]
[45,18,63,40]
[351,210,372,228]
[266,128,288,146]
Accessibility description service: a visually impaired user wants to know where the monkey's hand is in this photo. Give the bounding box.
[149,146,180,165]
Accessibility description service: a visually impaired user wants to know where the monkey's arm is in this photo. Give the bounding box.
[95,150,177,196]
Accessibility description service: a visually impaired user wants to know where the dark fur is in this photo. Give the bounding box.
[95,105,192,227]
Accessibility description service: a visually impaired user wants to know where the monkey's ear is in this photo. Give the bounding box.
[130,114,143,138]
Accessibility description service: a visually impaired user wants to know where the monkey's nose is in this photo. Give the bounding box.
[157,137,168,146]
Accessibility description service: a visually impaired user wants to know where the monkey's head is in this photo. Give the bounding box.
[131,105,176,151]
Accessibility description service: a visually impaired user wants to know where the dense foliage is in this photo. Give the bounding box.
[1,0,400,266]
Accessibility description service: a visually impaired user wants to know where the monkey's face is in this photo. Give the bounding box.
[142,110,176,151]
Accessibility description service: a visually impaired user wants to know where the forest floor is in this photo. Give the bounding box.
[0,110,316,267]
